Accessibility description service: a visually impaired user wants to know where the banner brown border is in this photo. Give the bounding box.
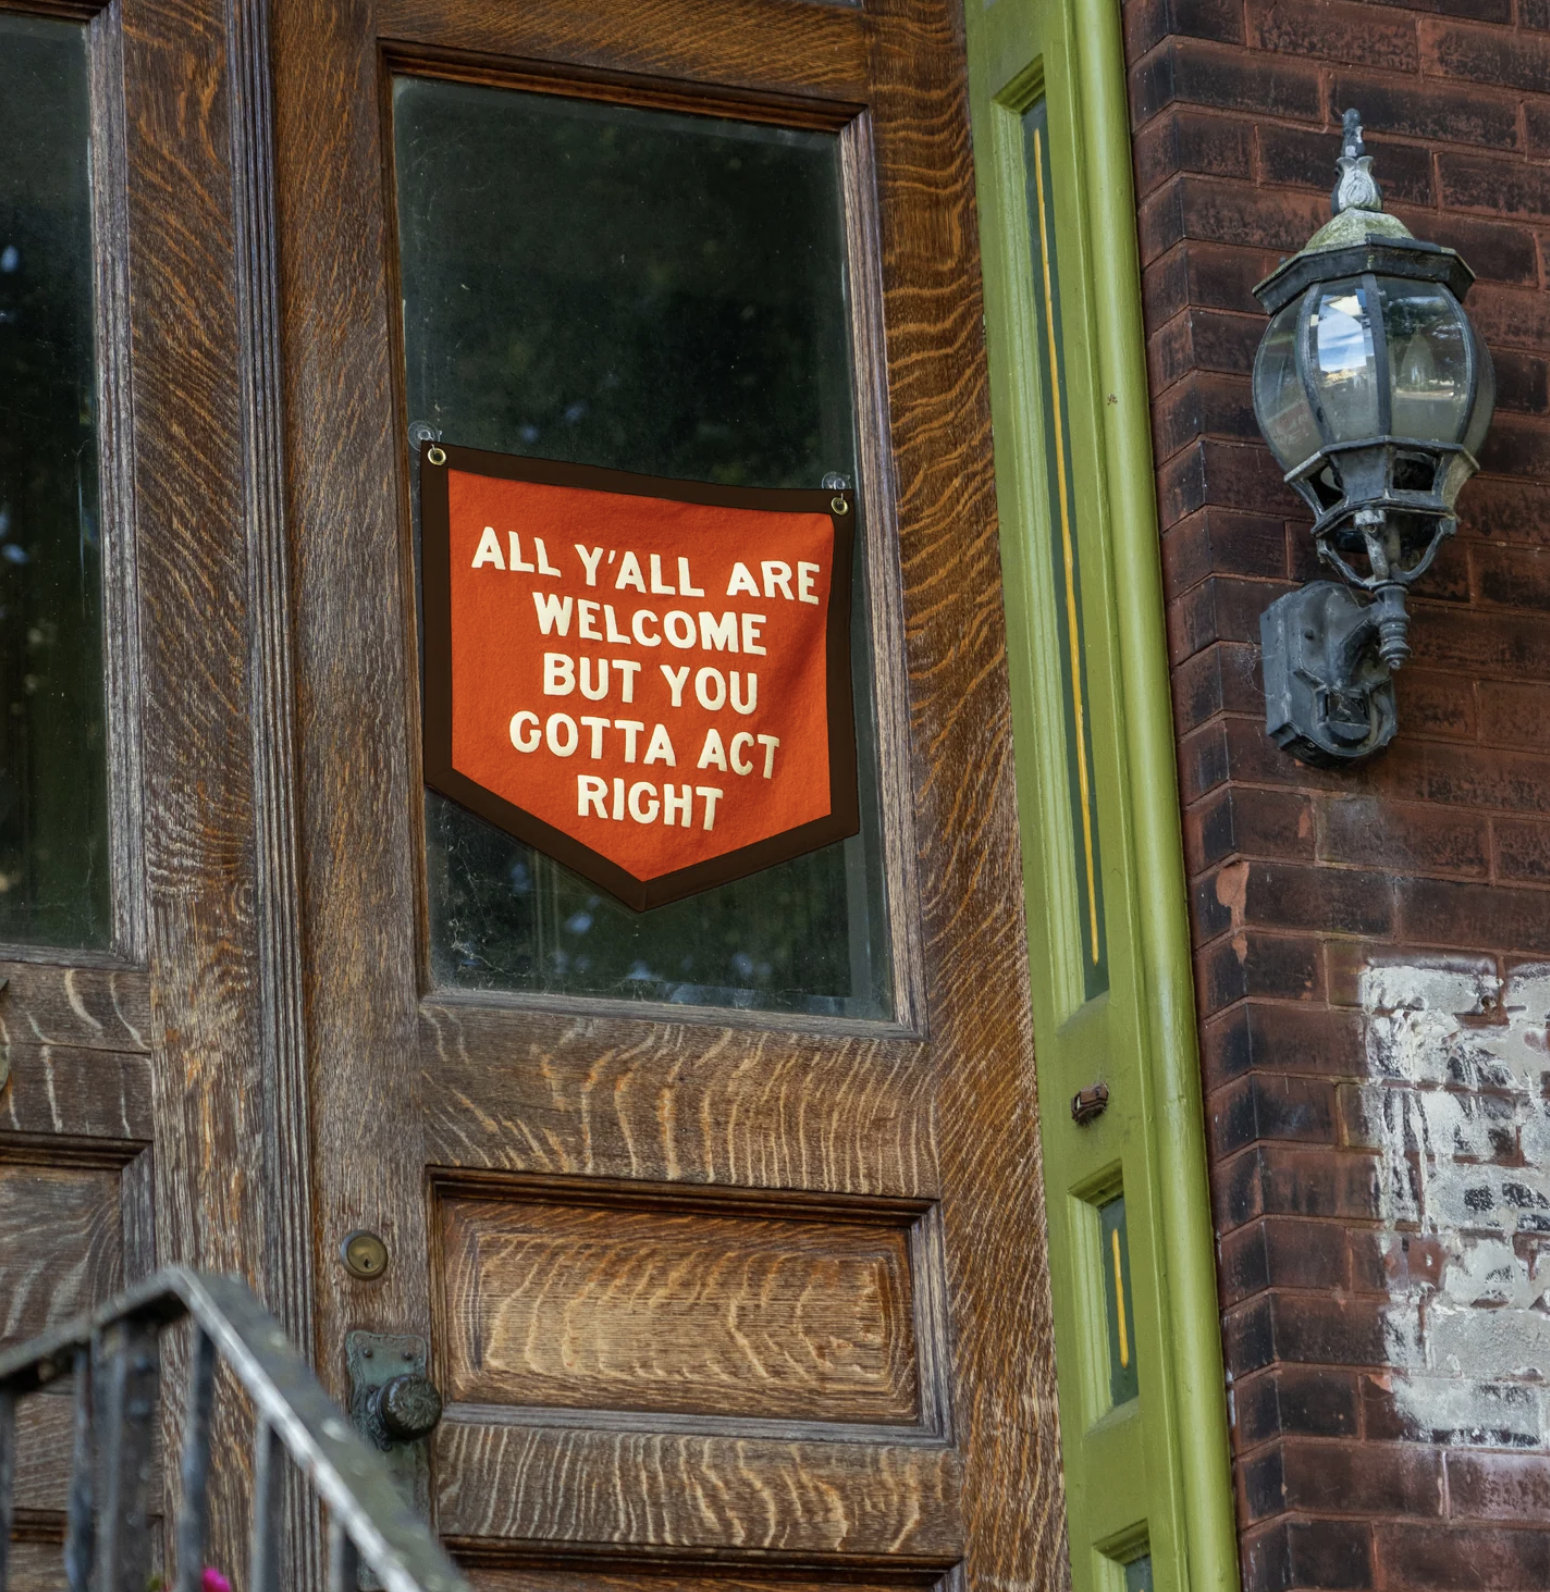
[419,442,860,912]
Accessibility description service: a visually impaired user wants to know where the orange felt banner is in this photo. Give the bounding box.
[421,450,858,910]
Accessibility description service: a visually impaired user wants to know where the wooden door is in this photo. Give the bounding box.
[272,0,1068,1586]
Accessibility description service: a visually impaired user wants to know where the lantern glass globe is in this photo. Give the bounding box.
[1253,272,1495,490]
[1252,300,1322,472]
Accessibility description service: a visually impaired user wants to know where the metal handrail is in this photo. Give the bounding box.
[0,1267,470,1592]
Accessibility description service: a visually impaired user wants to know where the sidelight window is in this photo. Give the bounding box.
[0,17,110,950]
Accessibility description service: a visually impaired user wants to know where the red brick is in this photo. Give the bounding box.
[1388,206,1541,288]
[1494,817,1550,885]
[1460,474,1550,545]
[1149,306,1263,387]
[1258,125,1435,207]
[1221,1216,1355,1304]
[1179,716,1232,798]
[1244,1439,1443,1523]
[1170,573,1290,662]
[1145,240,1281,323]
[1163,505,1287,597]
[1200,1001,1367,1088]
[1215,1143,1384,1229]
[1466,286,1550,356]
[1127,5,1550,1572]
[1199,931,1325,1013]
[1245,1518,1374,1592]
[1487,346,1550,417]
[1171,643,1263,739]
[1142,176,1331,261]
[1132,39,1324,128]
[1235,1365,1360,1445]
[1369,0,1507,16]
[1160,437,1301,525]
[1440,151,1550,224]
[1398,876,1550,955]
[1479,414,1550,483]
[1134,108,1256,196]
[1330,73,1521,152]
[1211,1071,1339,1159]
[1526,99,1550,162]
[1226,1290,1392,1375]
[1446,1452,1550,1522]
[1471,542,1550,613]
[1478,678,1550,749]
[1125,0,1247,61]
[1248,0,1418,71]
[1318,796,1490,878]
[1347,1228,1389,1294]
[1375,1524,1550,1590]
[1195,860,1397,938]
[1422,741,1550,814]
[1185,785,1316,872]
[1422,20,1550,97]
[1396,669,1478,743]
[1409,600,1550,678]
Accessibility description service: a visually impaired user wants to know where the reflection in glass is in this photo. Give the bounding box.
[1380,280,1471,445]
[1311,280,1380,442]
[0,18,109,948]
[394,79,891,1017]
[1252,302,1321,472]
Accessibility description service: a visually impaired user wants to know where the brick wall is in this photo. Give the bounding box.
[1123,2,1550,1588]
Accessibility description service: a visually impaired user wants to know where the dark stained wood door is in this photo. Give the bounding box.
[271,0,1068,1585]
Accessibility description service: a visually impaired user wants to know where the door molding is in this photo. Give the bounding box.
[964,2,1239,1591]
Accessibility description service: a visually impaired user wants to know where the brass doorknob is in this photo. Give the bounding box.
[368,1373,443,1443]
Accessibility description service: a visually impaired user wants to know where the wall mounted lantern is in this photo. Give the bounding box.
[1250,111,1495,766]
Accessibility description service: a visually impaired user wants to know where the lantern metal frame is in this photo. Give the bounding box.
[1249,112,1494,767]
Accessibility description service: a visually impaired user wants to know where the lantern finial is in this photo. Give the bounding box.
[1333,109,1382,217]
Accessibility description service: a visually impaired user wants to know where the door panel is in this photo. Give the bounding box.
[433,1181,929,1427]
[273,0,1064,1586]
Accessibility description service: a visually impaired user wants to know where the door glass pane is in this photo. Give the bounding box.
[394,78,892,1019]
[0,17,110,949]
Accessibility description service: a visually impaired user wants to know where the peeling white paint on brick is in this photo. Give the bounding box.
[1358,961,1550,1444]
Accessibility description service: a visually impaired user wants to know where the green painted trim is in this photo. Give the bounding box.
[962,2,1239,1592]
[1075,10,1240,1587]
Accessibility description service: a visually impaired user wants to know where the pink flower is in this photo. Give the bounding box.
[201,1570,232,1592]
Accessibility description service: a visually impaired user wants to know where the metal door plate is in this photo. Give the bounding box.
[345,1332,432,1519]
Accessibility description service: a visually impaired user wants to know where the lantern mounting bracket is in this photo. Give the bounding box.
[1261,581,1398,767]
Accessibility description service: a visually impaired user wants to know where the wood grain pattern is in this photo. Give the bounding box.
[0,1046,152,1142]
[861,0,1071,1584]
[468,1567,937,1591]
[437,1421,961,1559]
[375,0,867,104]
[438,1193,920,1425]
[117,0,321,1573]
[2,1541,69,1592]
[10,1388,165,1517]
[0,964,150,1054]
[271,0,1066,1583]
[421,1005,937,1198]
[0,1163,122,1351]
